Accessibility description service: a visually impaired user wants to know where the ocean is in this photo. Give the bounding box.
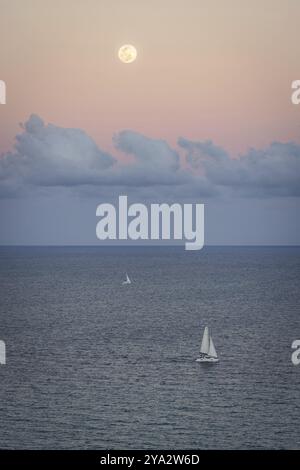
[0,246,299,449]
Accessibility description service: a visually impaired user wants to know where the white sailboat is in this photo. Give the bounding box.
[196,326,219,363]
[122,272,132,285]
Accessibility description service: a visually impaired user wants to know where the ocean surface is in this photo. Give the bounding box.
[0,246,299,449]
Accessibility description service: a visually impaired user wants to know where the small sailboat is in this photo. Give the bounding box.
[196,326,219,363]
[122,272,132,285]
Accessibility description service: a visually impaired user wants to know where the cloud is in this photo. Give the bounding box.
[111,130,193,187]
[178,137,229,169]
[114,130,180,172]
[1,114,300,199]
[0,116,207,197]
[0,114,115,193]
[179,138,300,197]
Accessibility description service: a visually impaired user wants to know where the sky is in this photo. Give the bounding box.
[0,0,300,245]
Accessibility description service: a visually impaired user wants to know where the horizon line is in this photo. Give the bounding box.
[0,244,299,248]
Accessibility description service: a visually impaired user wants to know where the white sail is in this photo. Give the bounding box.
[208,336,217,358]
[200,326,210,355]
[122,272,131,285]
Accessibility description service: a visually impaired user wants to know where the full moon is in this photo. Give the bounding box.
[118,44,137,64]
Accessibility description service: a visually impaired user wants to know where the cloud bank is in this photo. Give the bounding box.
[1,114,300,199]
[179,137,300,197]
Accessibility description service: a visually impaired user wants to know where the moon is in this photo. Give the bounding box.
[118,44,137,64]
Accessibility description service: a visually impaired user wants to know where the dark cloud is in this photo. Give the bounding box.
[1,114,300,199]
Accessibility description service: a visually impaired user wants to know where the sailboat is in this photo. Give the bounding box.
[122,272,132,285]
[196,326,219,363]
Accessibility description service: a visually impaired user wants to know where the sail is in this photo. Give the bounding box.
[126,273,131,283]
[200,327,210,354]
[208,336,217,358]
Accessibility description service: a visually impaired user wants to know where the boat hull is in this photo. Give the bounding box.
[196,356,219,363]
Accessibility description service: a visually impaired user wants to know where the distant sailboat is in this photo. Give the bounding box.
[196,326,219,363]
[122,272,132,285]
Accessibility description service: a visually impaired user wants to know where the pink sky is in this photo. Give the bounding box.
[0,0,299,158]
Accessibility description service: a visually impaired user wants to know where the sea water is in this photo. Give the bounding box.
[0,246,299,449]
